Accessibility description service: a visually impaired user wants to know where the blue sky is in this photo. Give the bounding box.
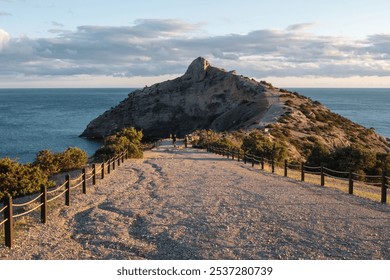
[0,0,389,87]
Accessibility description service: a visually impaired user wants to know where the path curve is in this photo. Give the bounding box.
[1,141,389,259]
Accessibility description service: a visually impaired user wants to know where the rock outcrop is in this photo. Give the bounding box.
[80,57,282,139]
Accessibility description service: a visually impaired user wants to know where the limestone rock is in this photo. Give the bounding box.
[80,57,282,139]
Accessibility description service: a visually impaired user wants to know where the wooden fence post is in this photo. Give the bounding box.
[321,164,325,186]
[381,171,387,203]
[82,168,87,194]
[301,162,305,181]
[237,151,240,162]
[261,157,264,170]
[107,160,111,174]
[252,155,255,167]
[271,158,275,173]
[348,170,354,195]
[244,153,247,164]
[121,153,124,163]
[101,162,105,179]
[232,150,234,160]
[92,164,96,185]
[40,185,47,223]
[113,158,115,170]
[65,174,70,206]
[284,160,288,177]
[118,156,121,167]
[4,196,13,248]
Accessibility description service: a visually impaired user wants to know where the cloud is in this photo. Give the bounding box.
[0,12,12,16]
[0,28,10,50]
[0,19,389,83]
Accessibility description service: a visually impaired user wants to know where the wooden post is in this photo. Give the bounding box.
[40,185,47,223]
[381,171,387,203]
[321,164,325,186]
[251,155,255,167]
[244,153,247,164]
[125,150,128,160]
[261,157,264,170]
[107,160,111,174]
[92,164,96,185]
[271,158,275,173]
[284,160,288,177]
[227,149,230,159]
[4,196,13,248]
[348,170,354,195]
[237,151,240,162]
[101,162,105,180]
[301,162,305,181]
[113,158,115,170]
[232,150,234,160]
[117,156,120,167]
[121,153,124,163]
[65,174,70,206]
[82,168,87,194]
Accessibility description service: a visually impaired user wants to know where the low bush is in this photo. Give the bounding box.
[0,158,54,200]
[33,147,88,175]
[94,127,143,160]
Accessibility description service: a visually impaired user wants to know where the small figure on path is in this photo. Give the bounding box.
[172,134,177,147]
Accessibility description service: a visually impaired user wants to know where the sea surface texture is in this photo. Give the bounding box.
[0,88,389,163]
[0,88,131,163]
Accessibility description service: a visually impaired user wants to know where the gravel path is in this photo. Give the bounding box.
[1,141,389,259]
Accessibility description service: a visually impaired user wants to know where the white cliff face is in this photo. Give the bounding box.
[80,57,280,139]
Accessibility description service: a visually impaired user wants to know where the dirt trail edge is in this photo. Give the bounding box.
[1,141,389,259]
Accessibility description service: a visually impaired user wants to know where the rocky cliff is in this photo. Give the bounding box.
[80,57,282,139]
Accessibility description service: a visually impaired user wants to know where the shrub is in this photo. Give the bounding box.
[94,127,143,160]
[33,147,88,174]
[241,130,287,162]
[0,158,54,200]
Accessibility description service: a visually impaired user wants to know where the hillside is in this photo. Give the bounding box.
[81,57,390,159]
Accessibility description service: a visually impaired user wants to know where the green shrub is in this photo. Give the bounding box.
[241,130,287,162]
[33,147,87,174]
[94,127,143,160]
[0,158,54,200]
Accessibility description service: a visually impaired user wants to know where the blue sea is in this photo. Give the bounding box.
[0,88,389,163]
[0,88,132,163]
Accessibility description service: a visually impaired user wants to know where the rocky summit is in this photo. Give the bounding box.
[80,57,283,139]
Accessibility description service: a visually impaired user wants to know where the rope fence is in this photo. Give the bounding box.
[0,150,128,248]
[208,146,389,205]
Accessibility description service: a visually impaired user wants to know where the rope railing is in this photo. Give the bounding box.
[70,174,84,182]
[0,147,133,248]
[13,203,43,218]
[0,218,8,227]
[70,181,83,190]
[323,172,349,181]
[208,144,389,204]
[47,181,68,194]
[0,204,7,214]
[323,167,349,175]
[47,188,67,203]
[13,193,43,207]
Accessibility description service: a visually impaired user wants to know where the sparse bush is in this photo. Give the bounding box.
[0,158,54,200]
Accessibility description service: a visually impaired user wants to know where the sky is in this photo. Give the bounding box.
[0,0,389,88]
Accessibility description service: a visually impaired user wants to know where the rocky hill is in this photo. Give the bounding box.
[80,57,282,139]
[81,57,390,158]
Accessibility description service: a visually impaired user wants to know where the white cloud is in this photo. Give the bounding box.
[0,28,10,50]
[0,19,389,87]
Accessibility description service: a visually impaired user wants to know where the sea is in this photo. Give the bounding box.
[0,88,389,163]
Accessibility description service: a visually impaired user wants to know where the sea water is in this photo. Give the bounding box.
[0,88,389,163]
[0,88,131,163]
